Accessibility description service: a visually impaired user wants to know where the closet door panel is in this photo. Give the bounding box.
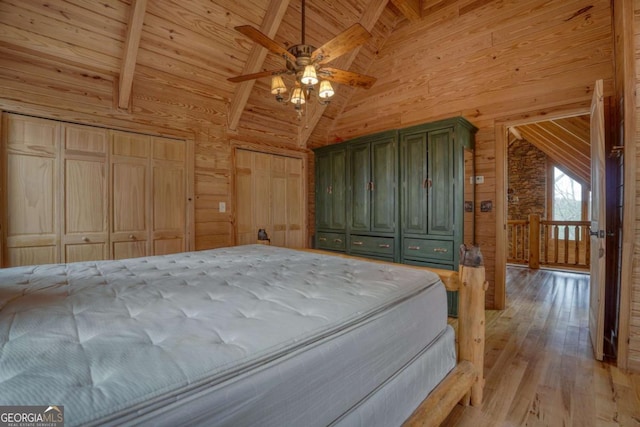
[62,124,109,263]
[111,132,150,259]
[271,155,287,247]
[286,157,304,248]
[63,157,108,262]
[151,137,186,255]
[4,114,60,266]
[235,150,255,245]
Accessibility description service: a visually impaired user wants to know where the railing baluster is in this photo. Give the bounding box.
[574,225,580,265]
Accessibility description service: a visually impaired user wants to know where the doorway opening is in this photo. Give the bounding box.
[496,97,622,361]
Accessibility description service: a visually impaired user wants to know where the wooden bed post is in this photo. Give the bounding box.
[457,245,487,406]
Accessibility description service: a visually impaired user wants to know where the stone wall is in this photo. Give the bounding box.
[508,140,547,221]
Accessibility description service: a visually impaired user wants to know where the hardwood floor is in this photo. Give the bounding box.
[442,266,640,426]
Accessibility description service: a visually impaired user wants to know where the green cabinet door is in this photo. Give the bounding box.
[315,151,332,230]
[428,128,455,236]
[371,137,396,233]
[401,132,428,235]
[329,149,346,229]
[315,147,346,231]
[349,142,371,232]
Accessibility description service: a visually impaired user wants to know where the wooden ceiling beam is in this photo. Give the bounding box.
[118,0,147,110]
[299,0,390,147]
[390,0,422,22]
[227,0,291,132]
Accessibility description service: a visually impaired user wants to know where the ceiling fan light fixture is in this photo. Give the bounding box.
[271,75,287,95]
[301,65,318,86]
[291,86,306,105]
[318,80,335,99]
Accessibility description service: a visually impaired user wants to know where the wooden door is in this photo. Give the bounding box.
[235,149,304,248]
[349,143,371,232]
[271,155,287,246]
[111,132,150,259]
[151,137,186,255]
[285,157,304,247]
[370,137,396,233]
[589,79,606,361]
[235,149,256,245]
[3,114,60,266]
[428,128,455,236]
[401,132,428,235]
[62,124,109,262]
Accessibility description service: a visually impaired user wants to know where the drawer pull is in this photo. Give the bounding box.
[378,244,390,248]
[352,241,364,246]
[129,234,136,240]
[408,245,421,250]
[334,239,343,243]
[319,237,327,242]
[433,248,448,253]
[82,236,89,242]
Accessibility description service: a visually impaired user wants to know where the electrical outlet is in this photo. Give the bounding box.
[475,176,485,184]
[219,202,226,213]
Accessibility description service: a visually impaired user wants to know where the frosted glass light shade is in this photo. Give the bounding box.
[318,80,335,99]
[300,65,318,85]
[291,86,306,104]
[271,75,287,94]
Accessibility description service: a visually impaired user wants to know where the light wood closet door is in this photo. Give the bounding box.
[62,124,109,262]
[3,114,60,266]
[234,149,305,248]
[151,137,186,255]
[111,131,150,260]
[285,157,304,247]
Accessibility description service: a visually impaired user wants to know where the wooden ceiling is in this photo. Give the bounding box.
[0,0,427,146]
[510,115,591,186]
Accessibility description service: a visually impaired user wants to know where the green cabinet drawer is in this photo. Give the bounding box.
[403,238,453,262]
[317,232,346,251]
[350,235,395,256]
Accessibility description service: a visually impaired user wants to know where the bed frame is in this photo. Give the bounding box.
[305,248,487,427]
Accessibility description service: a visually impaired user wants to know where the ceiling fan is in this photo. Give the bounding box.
[228,0,377,114]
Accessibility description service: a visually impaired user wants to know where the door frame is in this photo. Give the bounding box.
[494,107,591,310]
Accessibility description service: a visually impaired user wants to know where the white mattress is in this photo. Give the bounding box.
[0,245,451,426]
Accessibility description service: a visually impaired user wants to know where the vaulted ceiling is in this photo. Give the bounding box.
[0,0,428,146]
[509,115,591,187]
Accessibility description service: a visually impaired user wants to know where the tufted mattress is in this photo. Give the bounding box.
[0,245,455,426]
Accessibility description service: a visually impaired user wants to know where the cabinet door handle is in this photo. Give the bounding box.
[427,179,432,188]
[327,185,332,194]
[82,236,89,242]
[128,234,136,240]
[352,241,364,246]
[319,237,327,242]
[433,248,448,253]
[423,179,428,189]
[334,239,343,243]
[370,181,375,191]
[408,245,421,250]
[378,243,390,248]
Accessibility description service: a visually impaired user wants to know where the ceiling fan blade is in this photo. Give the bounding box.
[319,67,376,89]
[235,25,297,64]
[228,69,288,83]
[311,24,371,65]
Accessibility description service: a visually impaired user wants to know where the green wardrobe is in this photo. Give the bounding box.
[314,117,477,314]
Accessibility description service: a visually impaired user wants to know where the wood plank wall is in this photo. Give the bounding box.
[312,0,615,308]
[628,0,640,372]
